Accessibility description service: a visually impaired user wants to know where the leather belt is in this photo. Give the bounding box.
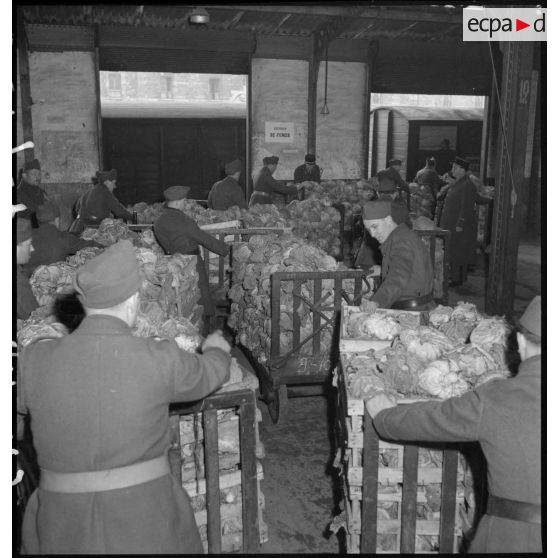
[40,454,170,494]
[391,293,433,310]
[486,494,541,525]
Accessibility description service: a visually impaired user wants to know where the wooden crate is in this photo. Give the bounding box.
[339,304,427,354]
[335,356,467,554]
[170,389,263,554]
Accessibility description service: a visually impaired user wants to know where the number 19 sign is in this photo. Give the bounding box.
[265,122,294,143]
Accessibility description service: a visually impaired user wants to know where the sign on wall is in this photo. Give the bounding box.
[265,121,294,143]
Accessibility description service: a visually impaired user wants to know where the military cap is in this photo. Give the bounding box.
[519,295,541,337]
[22,159,41,172]
[225,159,242,175]
[17,218,33,243]
[452,156,470,171]
[362,200,394,221]
[96,169,118,184]
[304,154,316,164]
[164,185,191,201]
[36,201,61,223]
[388,159,402,167]
[263,156,279,165]
[74,239,142,309]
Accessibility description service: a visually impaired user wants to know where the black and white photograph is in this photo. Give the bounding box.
[11,2,547,555]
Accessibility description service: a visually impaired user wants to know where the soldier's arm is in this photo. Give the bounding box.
[153,339,231,402]
[374,388,484,443]
[106,191,133,221]
[183,219,230,256]
[269,175,298,196]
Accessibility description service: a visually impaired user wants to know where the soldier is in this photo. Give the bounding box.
[16,218,38,319]
[249,156,300,206]
[293,153,321,184]
[17,239,232,554]
[360,200,434,312]
[70,169,133,234]
[23,201,102,274]
[154,186,229,322]
[207,159,248,210]
[16,158,48,227]
[366,295,542,553]
[383,159,410,210]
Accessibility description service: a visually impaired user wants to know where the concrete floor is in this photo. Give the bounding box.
[249,235,542,554]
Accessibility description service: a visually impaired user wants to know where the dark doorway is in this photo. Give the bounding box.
[103,118,246,205]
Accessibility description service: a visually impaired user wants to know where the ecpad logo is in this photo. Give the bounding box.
[463,8,547,42]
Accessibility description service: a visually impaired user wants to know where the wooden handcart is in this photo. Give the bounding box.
[256,269,371,424]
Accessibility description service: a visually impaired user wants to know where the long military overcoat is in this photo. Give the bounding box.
[374,355,541,553]
[18,314,231,554]
[439,174,478,268]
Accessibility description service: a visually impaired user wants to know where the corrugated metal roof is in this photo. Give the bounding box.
[101,99,246,119]
[20,4,464,43]
[371,105,484,121]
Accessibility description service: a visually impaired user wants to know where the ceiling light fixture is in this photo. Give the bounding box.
[189,7,210,25]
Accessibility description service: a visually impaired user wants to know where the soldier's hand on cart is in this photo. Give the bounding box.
[365,392,397,419]
[360,299,379,313]
[202,330,231,354]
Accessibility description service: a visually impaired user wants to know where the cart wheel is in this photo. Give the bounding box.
[267,385,288,424]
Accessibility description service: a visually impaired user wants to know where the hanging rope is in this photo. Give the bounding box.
[488,42,518,219]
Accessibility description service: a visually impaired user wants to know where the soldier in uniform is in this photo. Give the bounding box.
[293,153,321,184]
[354,172,412,270]
[70,169,133,234]
[154,186,229,322]
[207,159,248,210]
[438,156,478,286]
[16,158,48,227]
[17,239,232,554]
[16,218,39,319]
[383,159,410,210]
[23,201,102,274]
[366,296,542,553]
[360,200,433,312]
[249,156,300,207]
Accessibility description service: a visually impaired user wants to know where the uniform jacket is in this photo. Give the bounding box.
[22,223,101,275]
[252,167,298,201]
[154,206,229,316]
[17,265,38,320]
[16,180,48,227]
[414,167,445,196]
[207,176,247,210]
[18,314,231,554]
[293,164,321,184]
[370,224,433,308]
[76,183,133,227]
[374,355,541,554]
[384,167,410,209]
[439,175,478,267]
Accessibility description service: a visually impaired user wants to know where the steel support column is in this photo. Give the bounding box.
[486,42,537,317]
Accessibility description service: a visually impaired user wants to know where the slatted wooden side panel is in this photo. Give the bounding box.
[335,358,466,554]
[170,389,261,554]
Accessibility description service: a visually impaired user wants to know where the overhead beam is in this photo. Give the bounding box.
[207,5,463,24]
